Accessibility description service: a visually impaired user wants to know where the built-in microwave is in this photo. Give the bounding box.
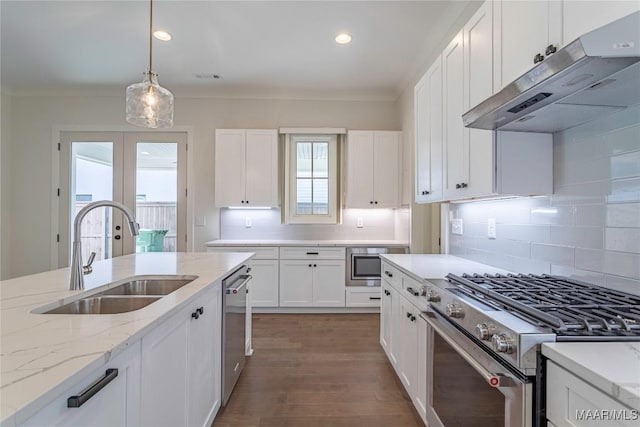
[346,247,408,286]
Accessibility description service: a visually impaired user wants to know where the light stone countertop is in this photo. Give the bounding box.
[542,342,640,411]
[0,252,252,426]
[204,239,409,248]
[380,254,511,282]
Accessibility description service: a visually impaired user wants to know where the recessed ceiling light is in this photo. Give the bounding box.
[153,30,172,41]
[141,151,151,155]
[335,33,352,44]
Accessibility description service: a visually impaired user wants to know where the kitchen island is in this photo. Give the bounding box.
[0,252,252,427]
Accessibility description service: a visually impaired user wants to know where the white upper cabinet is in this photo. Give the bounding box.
[214,129,278,207]
[562,1,640,44]
[494,0,562,90]
[414,55,443,203]
[346,130,401,208]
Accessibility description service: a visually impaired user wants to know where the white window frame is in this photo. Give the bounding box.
[284,134,338,224]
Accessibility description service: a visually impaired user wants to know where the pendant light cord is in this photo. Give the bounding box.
[148,0,153,73]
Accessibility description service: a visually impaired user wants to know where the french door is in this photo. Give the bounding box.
[58,131,187,268]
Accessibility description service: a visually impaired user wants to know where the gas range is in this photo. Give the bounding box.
[420,273,640,375]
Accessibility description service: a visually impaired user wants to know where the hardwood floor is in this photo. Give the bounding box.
[213,314,424,427]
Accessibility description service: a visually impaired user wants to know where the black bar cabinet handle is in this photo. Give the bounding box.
[68,369,118,408]
[306,252,319,255]
[369,296,381,300]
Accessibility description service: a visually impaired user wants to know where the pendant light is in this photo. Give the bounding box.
[126,0,174,128]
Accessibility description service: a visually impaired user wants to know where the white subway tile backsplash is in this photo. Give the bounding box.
[606,203,640,228]
[610,151,640,180]
[605,228,640,254]
[531,243,575,266]
[447,108,639,293]
[607,177,640,203]
[604,251,640,280]
[575,248,605,273]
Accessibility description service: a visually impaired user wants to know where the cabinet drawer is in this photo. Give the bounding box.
[346,288,382,307]
[279,247,345,260]
[381,261,402,290]
[206,246,278,260]
[546,361,637,427]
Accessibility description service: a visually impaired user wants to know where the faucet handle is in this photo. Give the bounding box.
[83,252,96,275]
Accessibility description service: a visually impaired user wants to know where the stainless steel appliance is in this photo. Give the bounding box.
[221,265,251,406]
[346,247,408,286]
[463,11,640,133]
[412,273,640,427]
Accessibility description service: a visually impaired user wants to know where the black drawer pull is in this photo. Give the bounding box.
[384,271,393,278]
[68,369,118,408]
[306,252,319,255]
[369,296,381,300]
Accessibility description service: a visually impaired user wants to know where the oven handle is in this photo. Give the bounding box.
[421,312,515,388]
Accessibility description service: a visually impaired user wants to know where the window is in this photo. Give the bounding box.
[284,134,339,224]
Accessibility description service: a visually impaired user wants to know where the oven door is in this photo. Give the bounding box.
[422,310,532,427]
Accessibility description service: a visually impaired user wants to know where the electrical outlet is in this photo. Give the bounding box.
[244,216,252,228]
[452,219,463,235]
[356,217,364,228]
[488,218,497,239]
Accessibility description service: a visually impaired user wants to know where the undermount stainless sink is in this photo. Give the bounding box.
[98,278,194,296]
[42,296,161,315]
[34,275,198,315]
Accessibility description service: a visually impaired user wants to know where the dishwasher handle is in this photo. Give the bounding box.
[226,275,251,294]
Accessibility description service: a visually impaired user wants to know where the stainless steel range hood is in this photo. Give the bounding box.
[463,11,640,133]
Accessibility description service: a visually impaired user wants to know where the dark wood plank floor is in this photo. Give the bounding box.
[213,313,424,427]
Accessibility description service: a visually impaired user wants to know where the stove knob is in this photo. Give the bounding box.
[475,323,497,341]
[491,334,515,354]
[426,290,441,302]
[446,304,464,318]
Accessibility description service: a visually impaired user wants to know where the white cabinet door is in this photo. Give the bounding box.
[373,131,401,208]
[443,30,468,200]
[346,131,375,207]
[279,260,313,307]
[389,284,402,368]
[415,56,443,203]
[380,282,393,355]
[494,0,562,90]
[312,260,346,307]
[215,129,246,207]
[245,129,278,207]
[562,1,640,46]
[21,342,141,427]
[398,296,418,395]
[465,0,496,199]
[187,285,222,427]
[141,308,190,427]
[414,314,428,423]
[248,259,279,307]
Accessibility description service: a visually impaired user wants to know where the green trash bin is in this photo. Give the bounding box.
[136,229,168,252]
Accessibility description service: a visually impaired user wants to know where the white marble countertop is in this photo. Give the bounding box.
[542,342,640,411]
[204,239,409,248]
[0,252,252,426]
[380,254,511,282]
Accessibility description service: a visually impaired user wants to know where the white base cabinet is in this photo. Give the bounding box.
[141,284,222,427]
[21,342,141,427]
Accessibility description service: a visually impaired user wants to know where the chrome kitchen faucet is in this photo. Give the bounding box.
[69,200,140,291]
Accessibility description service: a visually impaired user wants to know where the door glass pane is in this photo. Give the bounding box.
[71,142,113,262]
[135,142,177,252]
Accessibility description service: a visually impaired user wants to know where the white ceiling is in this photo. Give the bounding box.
[1,0,468,100]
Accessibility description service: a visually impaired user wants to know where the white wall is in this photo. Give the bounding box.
[5,94,399,278]
[1,92,12,279]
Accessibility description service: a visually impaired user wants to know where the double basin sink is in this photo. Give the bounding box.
[37,276,198,315]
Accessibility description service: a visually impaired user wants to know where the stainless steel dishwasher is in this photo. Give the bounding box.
[221,265,251,406]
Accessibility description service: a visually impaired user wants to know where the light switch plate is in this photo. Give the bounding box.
[245,216,252,228]
[488,218,496,239]
[452,219,463,235]
[195,216,206,227]
[356,217,364,228]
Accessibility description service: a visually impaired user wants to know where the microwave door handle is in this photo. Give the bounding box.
[422,312,517,389]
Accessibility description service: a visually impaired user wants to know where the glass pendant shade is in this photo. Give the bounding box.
[126,71,174,128]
